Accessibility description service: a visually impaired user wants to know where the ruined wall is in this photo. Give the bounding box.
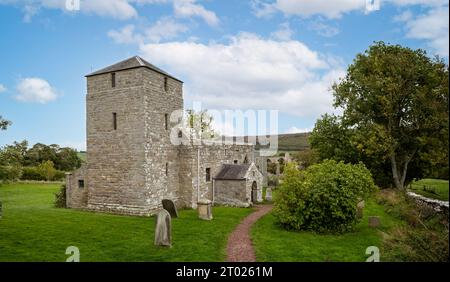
[66,165,88,209]
[86,68,148,215]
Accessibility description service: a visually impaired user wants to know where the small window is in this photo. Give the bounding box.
[113,112,117,130]
[165,162,168,176]
[78,180,84,188]
[206,168,211,182]
[111,72,116,88]
[164,114,168,130]
[234,160,238,164]
[164,77,168,92]
[178,130,183,138]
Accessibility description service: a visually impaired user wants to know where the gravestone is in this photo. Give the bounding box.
[265,188,272,201]
[154,209,172,247]
[197,199,213,220]
[162,199,178,218]
[356,200,365,219]
[368,216,380,228]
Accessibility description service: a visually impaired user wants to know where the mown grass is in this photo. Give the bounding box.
[409,178,449,201]
[0,182,252,262]
[251,198,404,262]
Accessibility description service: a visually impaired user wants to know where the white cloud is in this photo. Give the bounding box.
[81,0,138,20]
[252,0,448,19]
[396,5,449,57]
[140,33,345,118]
[0,0,139,21]
[15,78,58,104]
[308,20,340,37]
[173,0,219,26]
[270,22,293,41]
[253,0,366,19]
[0,84,7,93]
[285,126,311,134]
[108,24,143,44]
[145,17,189,42]
[108,18,188,44]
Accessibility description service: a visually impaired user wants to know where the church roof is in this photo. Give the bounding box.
[85,56,182,82]
[214,164,251,180]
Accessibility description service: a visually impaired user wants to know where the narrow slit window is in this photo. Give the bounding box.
[78,179,84,188]
[164,77,168,92]
[111,72,116,88]
[165,162,168,176]
[178,130,183,138]
[113,112,117,130]
[165,113,168,130]
[206,168,211,182]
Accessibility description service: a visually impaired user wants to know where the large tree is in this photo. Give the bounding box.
[332,42,448,189]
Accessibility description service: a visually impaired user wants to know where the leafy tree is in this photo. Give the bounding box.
[0,140,28,166]
[37,160,57,181]
[292,148,320,169]
[309,114,359,163]
[185,109,218,140]
[315,42,448,189]
[55,147,82,171]
[0,115,11,131]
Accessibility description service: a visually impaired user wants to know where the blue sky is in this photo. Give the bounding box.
[0,0,448,151]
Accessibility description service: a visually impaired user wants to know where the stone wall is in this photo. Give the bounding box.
[86,68,148,215]
[179,143,255,208]
[214,180,248,207]
[66,164,88,209]
[142,67,184,213]
[214,162,263,207]
[245,163,264,203]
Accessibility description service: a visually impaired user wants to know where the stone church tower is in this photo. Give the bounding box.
[65,56,264,216]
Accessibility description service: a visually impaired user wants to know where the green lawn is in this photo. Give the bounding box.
[0,182,252,262]
[409,178,449,201]
[251,199,404,262]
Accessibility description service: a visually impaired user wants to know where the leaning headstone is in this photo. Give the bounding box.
[162,199,178,218]
[265,188,272,202]
[368,216,380,228]
[356,200,365,219]
[197,199,213,220]
[154,209,172,247]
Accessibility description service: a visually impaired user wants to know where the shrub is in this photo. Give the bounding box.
[21,165,65,181]
[0,165,22,183]
[54,184,67,208]
[273,160,377,233]
[21,166,45,181]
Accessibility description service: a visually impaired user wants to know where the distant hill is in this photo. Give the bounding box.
[242,132,311,152]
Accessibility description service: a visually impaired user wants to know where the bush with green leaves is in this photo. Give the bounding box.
[0,165,22,183]
[273,160,377,233]
[54,184,67,208]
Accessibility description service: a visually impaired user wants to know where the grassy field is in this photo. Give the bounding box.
[251,198,404,262]
[0,182,252,262]
[409,178,449,201]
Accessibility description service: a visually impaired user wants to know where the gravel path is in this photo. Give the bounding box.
[226,205,273,262]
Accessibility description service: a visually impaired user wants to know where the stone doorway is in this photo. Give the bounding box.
[251,181,258,203]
